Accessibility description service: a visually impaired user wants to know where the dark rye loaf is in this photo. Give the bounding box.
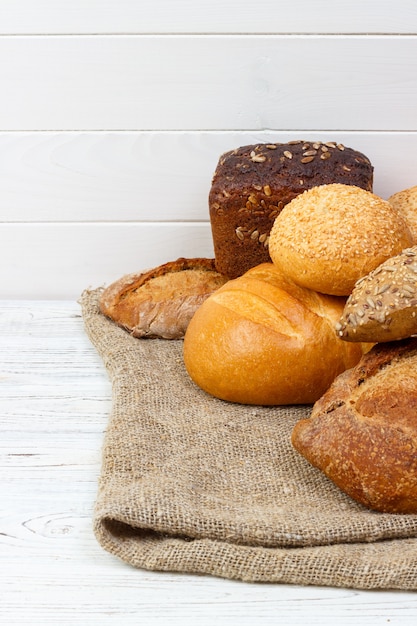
[209,140,374,279]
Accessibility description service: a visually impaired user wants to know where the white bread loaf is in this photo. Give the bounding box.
[183,263,366,405]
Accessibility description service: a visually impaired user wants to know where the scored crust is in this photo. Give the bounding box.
[100,257,228,339]
[183,262,364,406]
[291,338,417,513]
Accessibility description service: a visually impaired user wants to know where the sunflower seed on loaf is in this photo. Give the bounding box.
[336,246,417,342]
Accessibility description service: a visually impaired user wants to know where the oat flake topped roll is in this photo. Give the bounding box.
[336,246,417,343]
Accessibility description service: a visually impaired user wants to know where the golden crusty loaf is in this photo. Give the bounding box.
[183,263,365,405]
[388,185,417,243]
[100,258,228,339]
[291,339,417,513]
[268,183,413,296]
[209,141,373,279]
[336,246,417,343]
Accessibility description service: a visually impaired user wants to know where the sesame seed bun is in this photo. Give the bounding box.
[388,185,417,244]
[268,183,413,296]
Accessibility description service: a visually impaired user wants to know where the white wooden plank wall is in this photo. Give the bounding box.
[1,1,417,298]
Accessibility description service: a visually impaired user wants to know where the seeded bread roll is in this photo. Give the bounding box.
[209,141,373,279]
[336,246,417,342]
[291,338,417,514]
[388,185,417,243]
[268,183,413,296]
[183,263,365,406]
[100,257,228,339]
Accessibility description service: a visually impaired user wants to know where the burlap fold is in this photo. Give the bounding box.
[81,288,417,589]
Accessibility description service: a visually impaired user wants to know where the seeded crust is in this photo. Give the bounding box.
[291,338,417,513]
[99,258,228,339]
[268,183,413,296]
[336,246,417,342]
[388,185,417,244]
[209,140,373,279]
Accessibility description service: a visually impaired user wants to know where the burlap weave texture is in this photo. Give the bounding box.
[81,288,417,589]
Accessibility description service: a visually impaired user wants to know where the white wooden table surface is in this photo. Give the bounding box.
[1,299,417,626]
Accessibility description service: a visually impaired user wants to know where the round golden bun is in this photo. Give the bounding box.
[268,183,413,296]
[183,263,365,406]
[388,185,417,244]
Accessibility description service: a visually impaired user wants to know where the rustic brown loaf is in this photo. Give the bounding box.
[209,141,374,279]
[183,263,365,405]
[268,183,413,296]
[291,339,417,514]
[336,246,417,342]
[388,185,417,243]
[99,257,228,339]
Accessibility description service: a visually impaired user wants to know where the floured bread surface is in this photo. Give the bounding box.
[100,257,228,339]
[336,246,417,342]
[292,338,417,513]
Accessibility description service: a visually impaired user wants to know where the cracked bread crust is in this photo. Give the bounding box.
[99,257,228,339]
[291,338,417,513]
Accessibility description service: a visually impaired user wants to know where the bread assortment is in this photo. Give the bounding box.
[99,257,228,339]
[336,246,417,343]
[268,183,413,296]
[291,339,417,514]
[183,263,365,405]
[99,137,417,515]
[209,141,373,279]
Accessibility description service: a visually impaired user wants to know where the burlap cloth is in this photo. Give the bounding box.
[81,288,417,590]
